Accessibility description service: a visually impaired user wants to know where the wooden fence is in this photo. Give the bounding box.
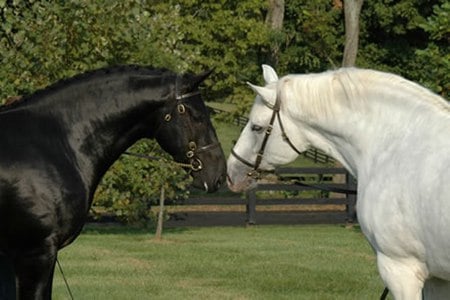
[166,167,357,227]
[245,167,357,225]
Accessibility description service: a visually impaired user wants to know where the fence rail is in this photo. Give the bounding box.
[246,167,357,225]
[166,167,357,227]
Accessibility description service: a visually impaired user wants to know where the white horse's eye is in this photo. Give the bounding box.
[251,124,264,132]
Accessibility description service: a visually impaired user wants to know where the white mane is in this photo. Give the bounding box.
[278,68,449,121]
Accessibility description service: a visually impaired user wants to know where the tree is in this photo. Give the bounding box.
[279,0,344,74]
[342,0,364,67]
[265,0,285,68]
[415,1,449,98]
[331,0,364,218]
[357,0,448,98]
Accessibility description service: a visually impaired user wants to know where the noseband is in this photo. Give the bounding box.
[231,96,302,179]
[161,90,221,172]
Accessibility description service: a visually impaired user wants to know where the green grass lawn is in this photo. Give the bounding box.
[53,225,388,300]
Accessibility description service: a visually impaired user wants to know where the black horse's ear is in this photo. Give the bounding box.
[187,69,214,91]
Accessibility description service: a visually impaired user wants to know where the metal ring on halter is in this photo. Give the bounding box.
[188,141,197,151]
[190,158,203,171]
[177,104,186,114]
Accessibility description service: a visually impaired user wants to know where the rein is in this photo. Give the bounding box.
[281,177,357,195]
[123,140,221,171]
[123,151,195,167]
[57,258,74,300]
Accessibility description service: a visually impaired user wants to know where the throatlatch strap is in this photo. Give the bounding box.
[230,148,256,168]
[276,110,303,156]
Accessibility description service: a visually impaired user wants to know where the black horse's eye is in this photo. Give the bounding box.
[251,124,264,132]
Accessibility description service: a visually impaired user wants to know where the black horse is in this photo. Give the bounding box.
[0,65,226,299]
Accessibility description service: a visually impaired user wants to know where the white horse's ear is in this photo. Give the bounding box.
[262,64,278,84]
[247,82,277,108]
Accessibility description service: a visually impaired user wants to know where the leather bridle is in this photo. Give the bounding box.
[125,88,221,172]
[230,95,302,179]
[159,89,221,172]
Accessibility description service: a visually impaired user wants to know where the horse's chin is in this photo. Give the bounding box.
[191,174,225,193]
[226,175,257,193]
[191,179,215,193]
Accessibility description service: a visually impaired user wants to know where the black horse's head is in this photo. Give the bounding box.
[154,71,226,193]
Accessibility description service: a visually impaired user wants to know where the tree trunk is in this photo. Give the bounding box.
[342,0,364,67]
[265,0,285,67]
[333,1,363,217]
[155,186,165,240]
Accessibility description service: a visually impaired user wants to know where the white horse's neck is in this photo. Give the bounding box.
[281,68,450,178]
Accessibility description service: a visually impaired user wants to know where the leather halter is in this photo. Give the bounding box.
[161,90,221,172]
[231,95,303,178]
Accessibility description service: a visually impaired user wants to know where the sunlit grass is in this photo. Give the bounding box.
[53,225,387,300]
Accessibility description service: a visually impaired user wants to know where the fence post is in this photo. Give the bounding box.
[155,186,165,240]
[345,171,357,224]
[246,190,257,225]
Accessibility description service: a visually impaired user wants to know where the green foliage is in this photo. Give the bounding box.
[158,1,270,109]
[415,1,450,98]
[358,0,449,98]
[1,0,448,225]
[280,1,344,74]
[0,1,154,99]
[93,140,192,227]
[0,0,270,114]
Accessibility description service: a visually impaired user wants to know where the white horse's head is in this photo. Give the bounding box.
[227,65,309,192]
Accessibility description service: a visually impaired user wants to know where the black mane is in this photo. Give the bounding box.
[1,65,173,112]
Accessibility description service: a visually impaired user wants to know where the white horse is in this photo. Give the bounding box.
[227,65,450,299]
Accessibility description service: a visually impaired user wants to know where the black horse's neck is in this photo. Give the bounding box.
[5,66,176,195]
